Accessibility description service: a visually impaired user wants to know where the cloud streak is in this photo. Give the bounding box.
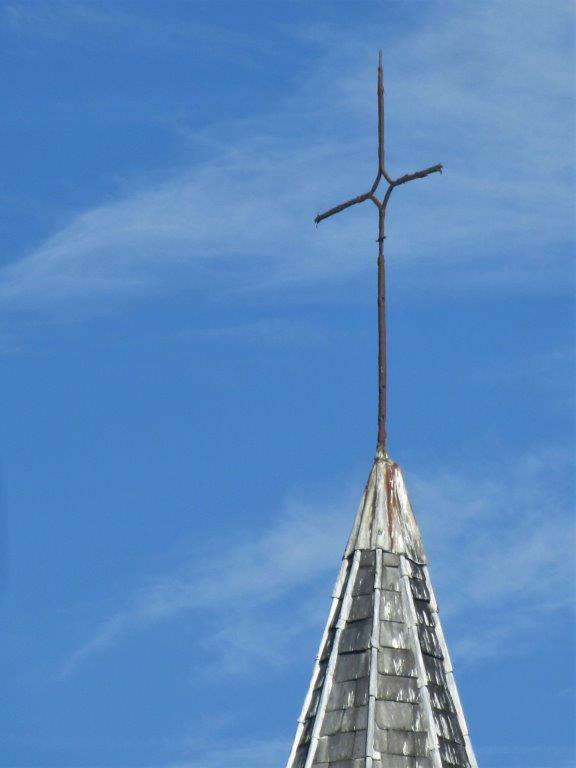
[160,738,289,768]
[1,0,573,308]
[59,446,574,680]
[58,487,356,679]
[411,447,575,665]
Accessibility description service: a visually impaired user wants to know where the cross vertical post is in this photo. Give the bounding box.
[315,51,442,454]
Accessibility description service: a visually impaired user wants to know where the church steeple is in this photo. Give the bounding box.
[285,55,478,768]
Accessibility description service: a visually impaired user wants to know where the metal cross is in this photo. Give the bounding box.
[315,51,442,454]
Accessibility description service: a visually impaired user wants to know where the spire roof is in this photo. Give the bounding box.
[285,456,478,768]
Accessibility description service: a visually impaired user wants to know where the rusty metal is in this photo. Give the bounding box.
[315,51,442,453]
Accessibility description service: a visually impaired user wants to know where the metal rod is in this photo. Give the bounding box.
[378,50,385,176]
[377,206,386,450]
[392,164,443,187]
[314,51,442,454]
[314,190,372,225]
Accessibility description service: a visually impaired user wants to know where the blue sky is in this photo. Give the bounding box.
[0,1,574,766]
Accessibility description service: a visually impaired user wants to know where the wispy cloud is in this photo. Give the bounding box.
[57,486,356,679]
[478,742,576,768]
[410,446,575,665]
[148,316,336,349]
[159,738,289,768]
[1,0,573,309]
[1,1,271,58]
[59,446,574,679]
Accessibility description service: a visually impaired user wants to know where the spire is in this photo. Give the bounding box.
[315,52,442,453]
[285,455,478,768]
[286,57,477,768]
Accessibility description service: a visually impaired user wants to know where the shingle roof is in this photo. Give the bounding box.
[286,451,478,768]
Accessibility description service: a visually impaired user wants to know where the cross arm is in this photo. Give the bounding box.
[314,163,442,226]
[314,189,374,225]
[391,163,442,188]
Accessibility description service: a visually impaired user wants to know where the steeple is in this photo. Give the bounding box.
[285,56,478,768]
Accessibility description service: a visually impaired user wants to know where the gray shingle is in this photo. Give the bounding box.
[380,620,412,650]
[353,567,375,596]
[334,651,370,683]
[348,594,374,622]
[380,590,405,622]
[378,647,418,678]
[377,674,420,703]
[410,577,430,601]
[340,618,372,653]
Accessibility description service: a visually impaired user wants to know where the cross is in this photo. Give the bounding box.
[315,51,442,454]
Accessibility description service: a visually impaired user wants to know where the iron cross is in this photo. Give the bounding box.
[315,51,442,454]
